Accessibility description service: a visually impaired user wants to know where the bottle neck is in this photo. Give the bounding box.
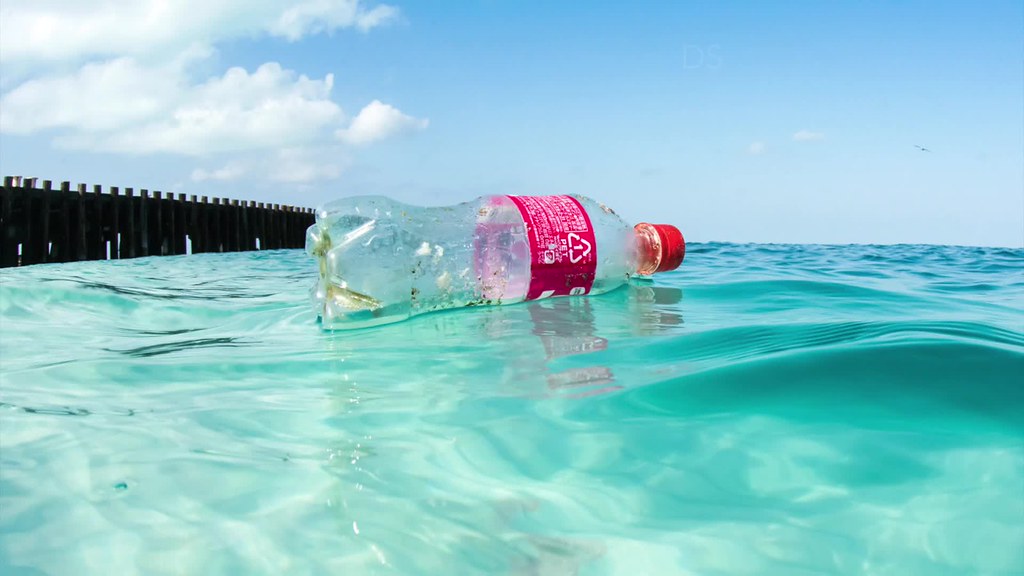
[634,222,685,275]
[634,223,663,275]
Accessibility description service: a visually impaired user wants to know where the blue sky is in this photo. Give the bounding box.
[1,1,1021,246]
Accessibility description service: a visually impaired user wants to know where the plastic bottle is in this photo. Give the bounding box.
[305,194,685,329]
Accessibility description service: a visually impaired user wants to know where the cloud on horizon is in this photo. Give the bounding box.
[792,129,825,141]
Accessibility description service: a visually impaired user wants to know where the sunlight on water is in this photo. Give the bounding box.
[1,244,1022,575]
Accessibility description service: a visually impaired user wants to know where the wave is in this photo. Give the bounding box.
[592,338,1024,434]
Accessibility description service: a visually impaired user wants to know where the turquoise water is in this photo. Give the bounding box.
[1,243,1022,575]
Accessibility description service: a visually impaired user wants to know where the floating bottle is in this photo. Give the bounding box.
[306,194,685,329]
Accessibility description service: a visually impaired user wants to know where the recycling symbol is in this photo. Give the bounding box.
[567,233,592,264]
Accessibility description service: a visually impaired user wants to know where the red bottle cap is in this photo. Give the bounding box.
[653,224,685,272]
[635,223,686,273]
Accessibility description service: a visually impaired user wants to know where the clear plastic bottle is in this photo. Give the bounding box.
[305,194,685,329]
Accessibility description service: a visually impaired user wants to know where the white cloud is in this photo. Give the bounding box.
[192,163,248,182]
[270,147,351,183]
[0,0,419,186]
[354,5,401,31]
[793,130,825,141]
[191,147,350,185]
[97,63,343,155]
[748,142,766,156]
[0,0,399,65]
[0,49,202,134]
[1,53,427,159]
[272,1,400,40]
[3,59,345,155]
[336,100,428,145]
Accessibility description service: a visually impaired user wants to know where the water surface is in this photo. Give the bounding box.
[1,243,1022,575]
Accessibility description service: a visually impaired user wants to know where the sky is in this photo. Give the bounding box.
[1,0,1022,247]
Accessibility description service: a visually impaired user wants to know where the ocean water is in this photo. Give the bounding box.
[1,243,1022,575]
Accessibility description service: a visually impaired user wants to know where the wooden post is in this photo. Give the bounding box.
[76,183,88,261]
[208,197,217,252]
[241,200,253,251]
[39,180,53,263]
[139,189,150,257]
[268,203,275,249]
[54,181,70,263]
[211,197,221,252]
[190,195,201,254]
[219,197,227,252]
[275,204,284,249]
[174,193,187,255]
[26,178,40,265]
[277,204,284,249]
[268,204,274,250]
[153,191,164,256]
[255,202,263,250]
[222,199,231,252]
[191,195,201,254]
[252,200,260,250]
[286,205,293,247]
[224,198,232,252]
[18,181,34,265]
[0,177,14,267]
[161,191,170,255]
[265,204,274,250]
[167,192,176,256]
[216,197,226,252]
[292,207,300,248]
[286,206,294,248]
[258,201,266,249]
[200,196,210,253]
[240,200,247,251]
[111,187,121,259]
[224,198,234,252]
[280,205,288,248]
[231,199,241,252]
[283,206,289,248]
[222,197,231,252]
[167,193,178,256]
[93,184,104,260]
[125,188,136,258]
[220,197,228,252]
[161,191,170,256]
[236,199,243,252]
[287,206,293,248]
[281,205,287,248]
[282,205,291,248]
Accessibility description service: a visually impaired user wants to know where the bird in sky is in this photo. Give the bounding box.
[914,144,931,152]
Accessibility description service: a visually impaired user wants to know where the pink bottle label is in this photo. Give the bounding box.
[508,195,597,300]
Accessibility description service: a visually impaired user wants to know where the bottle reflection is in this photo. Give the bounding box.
[527,297,617,397]
[518,282,684,398]
[323,281,685,399]
[627,284,684,336]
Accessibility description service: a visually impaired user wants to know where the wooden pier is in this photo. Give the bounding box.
[0,176,315,268]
